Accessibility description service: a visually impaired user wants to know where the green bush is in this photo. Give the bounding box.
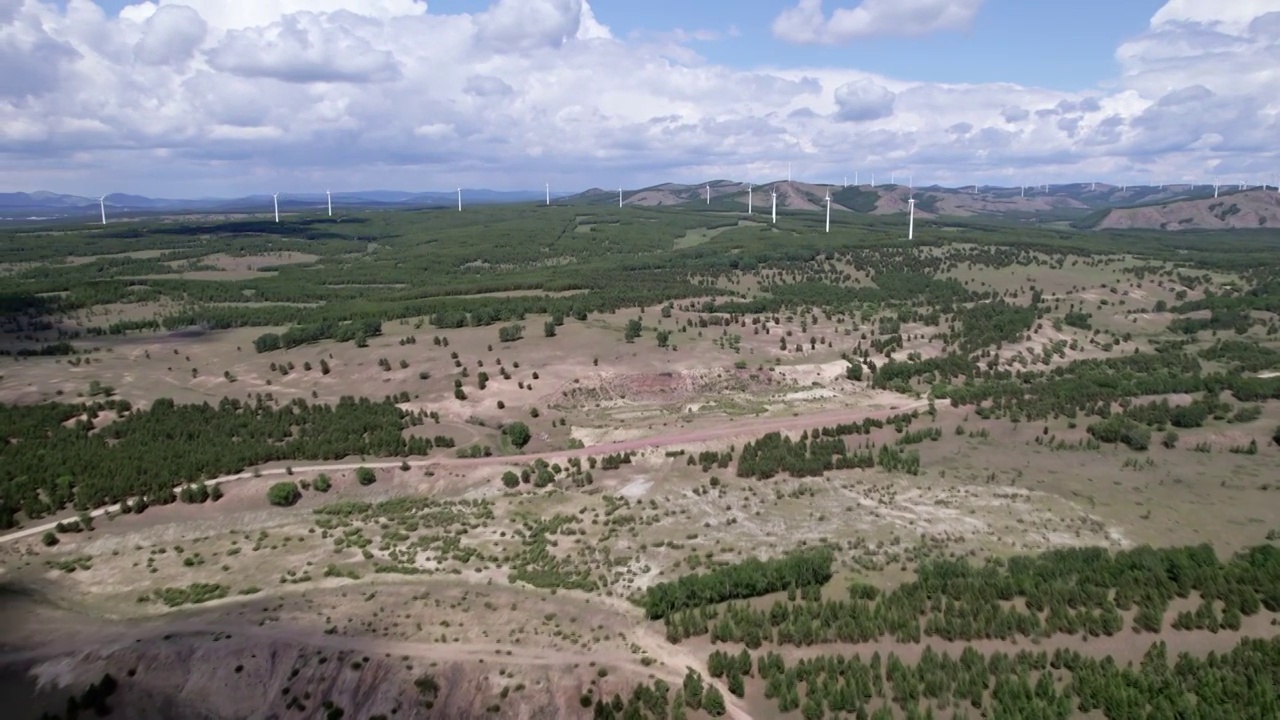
[505,421,532,449]
[313,474,332,492]
[266,481,301,507]
[356,467,376,486]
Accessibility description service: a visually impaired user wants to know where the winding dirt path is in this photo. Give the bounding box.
[0,400,926,545]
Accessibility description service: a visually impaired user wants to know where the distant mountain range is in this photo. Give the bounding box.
[0,189,562,220]
[3,181,1275,231]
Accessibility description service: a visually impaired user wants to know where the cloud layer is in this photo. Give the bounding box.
[0,0,1277,195]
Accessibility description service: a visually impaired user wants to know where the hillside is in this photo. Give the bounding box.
[1092,188,1280,230]
[579,180,1215,223]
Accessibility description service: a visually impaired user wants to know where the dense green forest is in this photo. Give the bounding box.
[661,543,1280,645]
[0,396,436,528]
[640,548,834,620]
[607,634,1280,719]
[731,636,1280,719]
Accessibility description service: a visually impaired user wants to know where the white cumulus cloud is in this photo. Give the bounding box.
[0,0,1277,196]
[833,80,896,122]
[774,0,984,44]
[133,5,207,66]
[207,12,401,83]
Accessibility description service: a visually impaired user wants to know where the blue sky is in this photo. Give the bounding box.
[5,1,1278,195]
[558,0,1164,90]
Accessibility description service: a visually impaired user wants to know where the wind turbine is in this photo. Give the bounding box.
[787,163,792,182]
[771,188,777,224]
[907,196,916,241]
[855,170,859,186]
[891,172,896,186]
[326,190,332,217]
[545,182,550,206]
[824,192,831,234]
[99,196,106,226]
[1214,180,1220,199]
[748,184,753,215]
[457,188,462,211]
[706,184,710,205]
[272,193,280,223]
[618,188,623,208]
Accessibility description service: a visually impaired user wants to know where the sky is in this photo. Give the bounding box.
[3,0,1279,196]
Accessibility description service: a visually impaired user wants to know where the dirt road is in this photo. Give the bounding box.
[0,400,926,544]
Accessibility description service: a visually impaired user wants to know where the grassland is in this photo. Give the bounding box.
[1,202,1279,719]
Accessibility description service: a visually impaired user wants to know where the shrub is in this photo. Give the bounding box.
[356,467,377,486]
[267,482,301,507]
[505,421,532,449]
[41,530,59,547]
[501,471,520,489]
[313,474,332,492]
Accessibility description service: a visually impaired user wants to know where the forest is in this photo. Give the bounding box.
[0,396,437,528]
[640,547,834,620]
[730,636,1280,720]
[660,543,1280,646]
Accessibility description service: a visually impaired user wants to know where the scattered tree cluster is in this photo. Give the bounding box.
[641,548,833,620]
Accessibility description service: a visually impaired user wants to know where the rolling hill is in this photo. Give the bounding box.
[568,180,1222,226]
[1085,188,1280,231]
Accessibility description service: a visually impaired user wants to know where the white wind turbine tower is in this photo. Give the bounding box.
[99,196,107,225]
[618,188,623,208]
[1214,180,1219,198]
[457,188,462,211]
[771,188,777,224]
[855,170,859,186]
[787,163,792,182]
[748,184,753,214]
[907,196,916,241]
[706,184,710,205]
[272,193,280,223]
[326,190,332,217]
[545,182,550,206]
[891,172,896,185]
[824,192,831,234]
